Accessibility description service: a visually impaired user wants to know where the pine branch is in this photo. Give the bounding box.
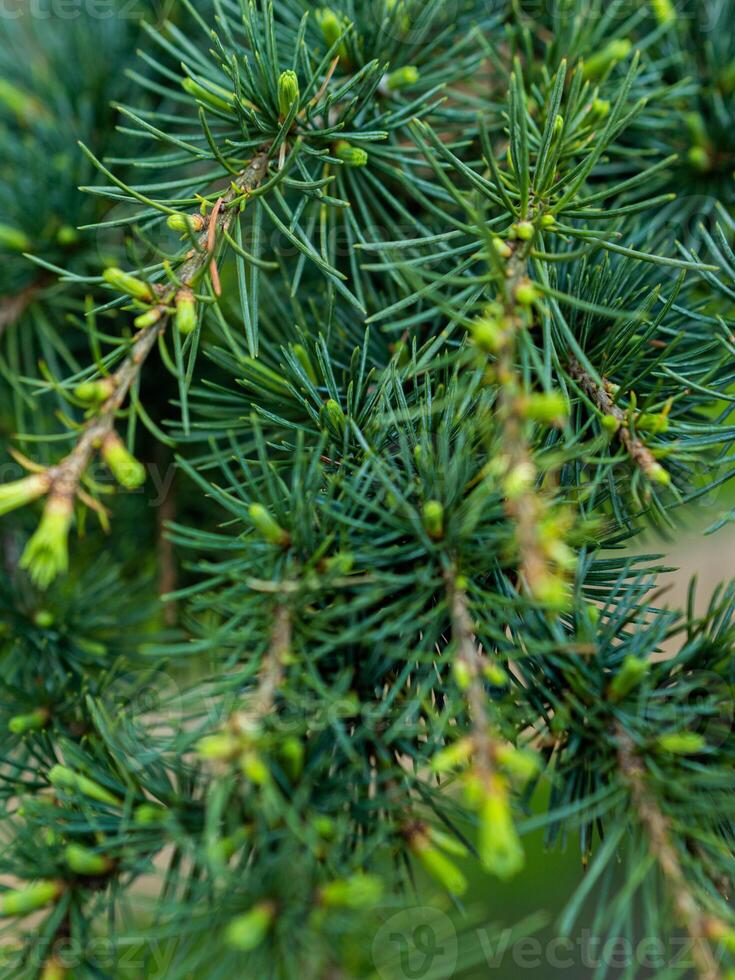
[616,723,725,980]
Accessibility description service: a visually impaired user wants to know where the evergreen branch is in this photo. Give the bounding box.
[568,358,669,485]
[616,724,725,980]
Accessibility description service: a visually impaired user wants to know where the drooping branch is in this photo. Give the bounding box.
[616,724,725,980]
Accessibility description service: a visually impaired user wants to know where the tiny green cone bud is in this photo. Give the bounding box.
[495,744,540,784]
[650,0,676,24]
[316,8,347,52]
[101,433,146,489]
[410,830,467,896]
[248,503,290,547]
[512,221,534,241]
[552,114,564,138]
[280,736,305,781]
[241,749,270,786]
[292,343,318,384]
[102,267,153,302]
[519,392,568,425]
[515,281,539,306]
[471,315,507,354]
[483,662,509,686]
[0,223,31,252]
[609,655,649,702]
[321,398,347,437]
[452,659,473,692]
[133,308,162,330]
[422,500,444,540]
[503,461,536,500]
[134,804,168,825]
[74,379,113,405]
[182,77,235,113]
[648,461,671,486]
[9,707,50,735]
[175,288,198,336]
[334,140,368,167]
[386,65,420,91]
[492,237,512,258]
[20,495,74,590]
[41,957,67,980]
[34,610,55,628]
[196,731,242,761]
[687,145,711,173]
[591,98,610,119]
[635,412,669,434]
[225,901,276,951]
[656,732,706,755]
[167,212,205,235]
[431,737,474,773]
[0,881,63,917]
[0,473,50,517]
[430,827,469,858]
[478,781,525,880]
[600,413,621,435]
[57,225,78,246]
[320,873,383,909]
[49,764,121,807]
[278,70,300,119]
[65,844,113,877]
[583,38,633,80]
[540,214,556,229]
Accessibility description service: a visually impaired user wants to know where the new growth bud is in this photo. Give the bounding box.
[248,504,291,547]
[319,873,383,909]
[8,707,50,735]
[278,70,300,119]
[65,844,113,877]
[583,39,633,80]
[0,223,31,252]
[182,77,235,113]
[0,473,50,517]
[408,826,468,895]
[167,212,205,235]
[386,66,420,91]
[20,495,74,590]
[225,901,277,951]
[0,881,63,918]
[49,765,121,807]
[102,267,153,303]
[422,500,444,540]
[175,288,198,335]
[608,655,649,702]
[334,140,368,167]
[101,433,146,489]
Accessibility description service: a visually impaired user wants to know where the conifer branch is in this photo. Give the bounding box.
[569,359,670,485]
[616,724,725,980]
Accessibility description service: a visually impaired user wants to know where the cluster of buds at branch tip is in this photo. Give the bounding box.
[333,140,368,167]
[277,70,300,120]
[100,432,146,489]
[19,494,74,590]
[225,901,277,952]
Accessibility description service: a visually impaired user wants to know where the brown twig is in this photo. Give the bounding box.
[0,280,45,337]
[233,602,292,735]
[616,723,725,980]
[42,150,270,507]
[569,359,663,480]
